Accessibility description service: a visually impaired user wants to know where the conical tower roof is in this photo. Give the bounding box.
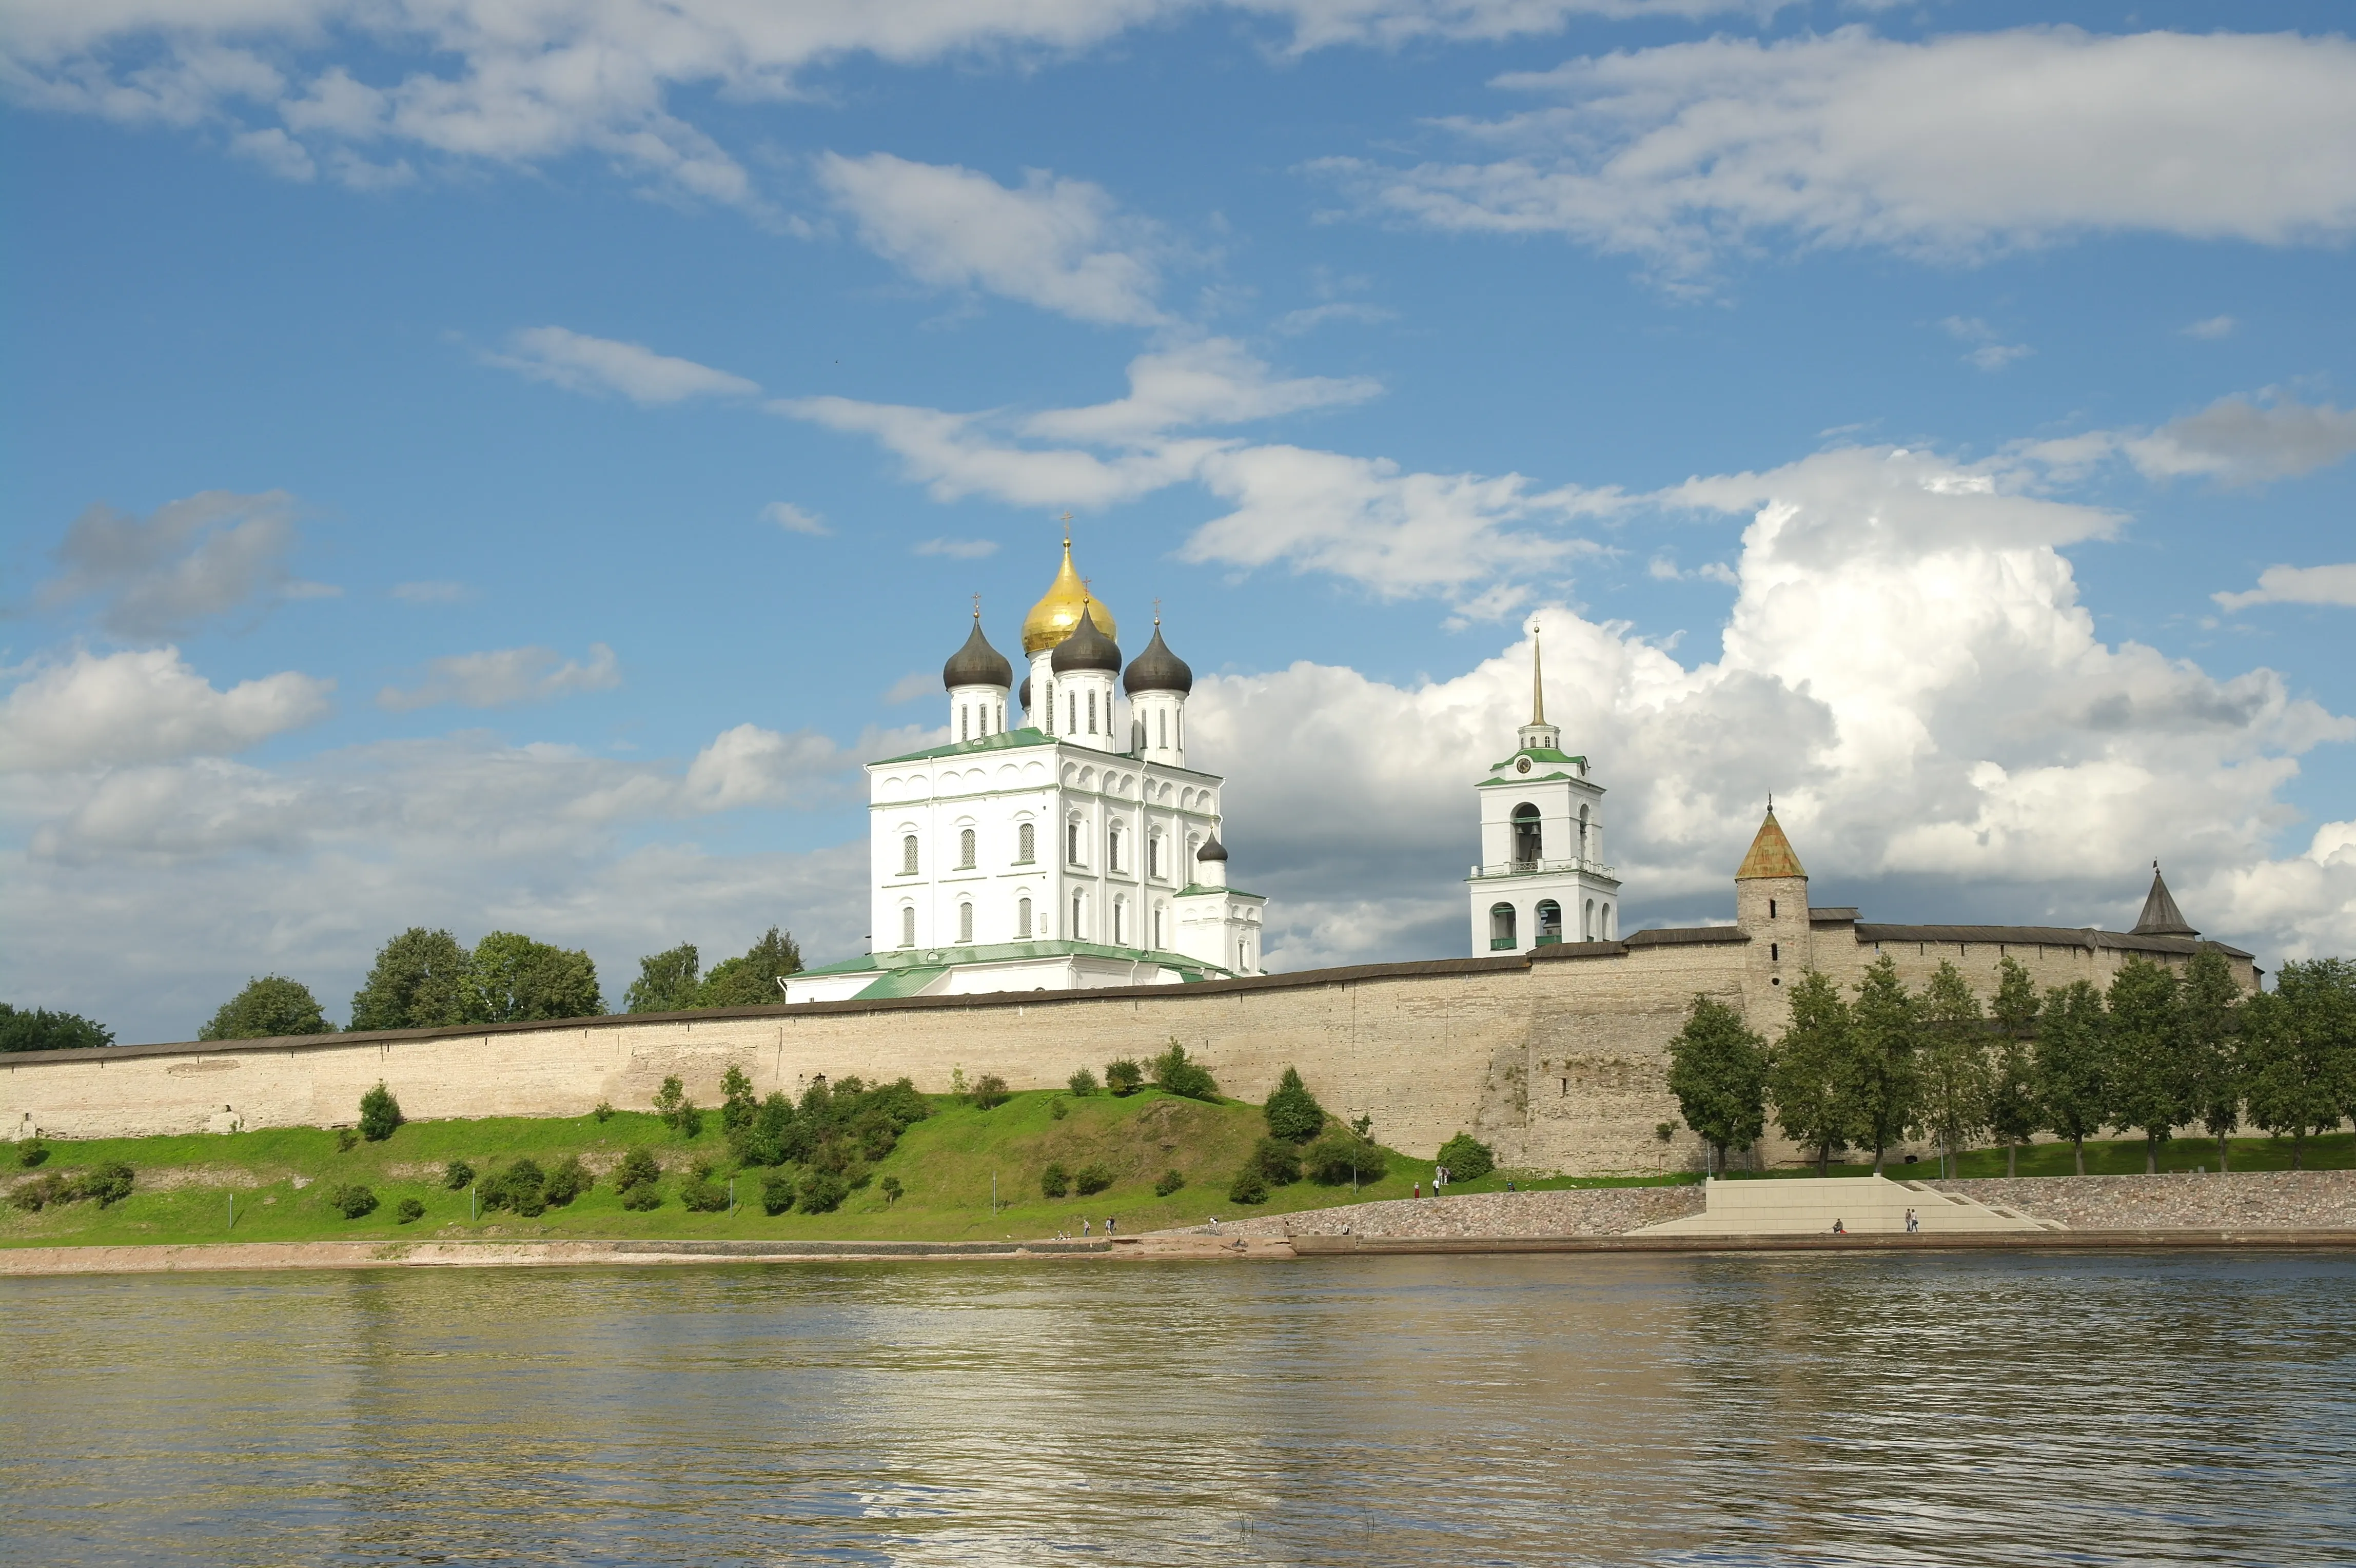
[941,614,1013,690]
[1123,620,1193,695]
[1050,605,1122,674]
[2131,863,2197,936]
[1735,806,1807,880]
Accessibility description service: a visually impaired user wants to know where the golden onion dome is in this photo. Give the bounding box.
[1020,539,1117,656]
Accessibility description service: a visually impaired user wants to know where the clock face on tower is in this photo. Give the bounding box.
[1516,757,1532,774]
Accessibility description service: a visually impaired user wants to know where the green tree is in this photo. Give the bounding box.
[1664,995,1768,1175]
[2107,960,2189,1173]
[357,1082,402,1141]
[718,1065,758,1134]
[1435,1131,1495,1184]
[2245,959,2356,1169]
[1987,957,2043,1176]
[625,943,701,1013]
[0,1004,113,1053]
[1846,956,1921,1174]
[467,931,602,1023]
[2181,950,2247,1171]
[1767,970,1858,1175]
[1262,1066,1326,1143]
[1917,961,1994,1180]
[698,927,803,1007]
[201,975,333,1041]
[349,928,473,1031]
[1104,1059,1144,1095]
[2033,980,2110,1174]
[1150,1040,1219,1101]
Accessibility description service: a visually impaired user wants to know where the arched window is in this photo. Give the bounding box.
[1067,821,1082,865]
[1583,899,1597,940]
[1071,892,1085,937]
[1017,822,1035,863]
[1536,899,1563,945]
[1017,896,1032,939]
[1238,939,1247,971]
[1603,903,1616,940]
[1157,710,1167,749]
[899,907,916,948]
[959,901,974,944]
[1153,906,1165,949]
[1489,903,1517,951]
[1511,803,1542,869]
[1112,898,1125,946]
[1108,825,1122,872]
[1148,834,1161,879]
[1068,693,1077,733]
[900,835,919,876]
[958,828,976,870]
[1087,690,1097,734]
[959,706,969,741]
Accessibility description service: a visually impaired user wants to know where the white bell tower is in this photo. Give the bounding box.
[1465,629,1622,952]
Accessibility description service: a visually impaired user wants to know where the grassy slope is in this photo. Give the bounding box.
[0,1090,1677,1249]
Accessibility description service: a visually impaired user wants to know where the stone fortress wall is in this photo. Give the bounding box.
[4,827,2260,1173]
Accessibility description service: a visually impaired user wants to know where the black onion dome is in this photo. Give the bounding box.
[1123,623,1193,695]
[942,617,1013,690]
[1050,605,1122,674]
[1019,675,1033,712]
[1196,834,1228,863]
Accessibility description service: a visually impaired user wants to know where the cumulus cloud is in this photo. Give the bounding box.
[2183,315,2237,340]
[680,723,849,812]
[376,644,622,711]
[1941,316,2031,371]
[763,502,830,536]
[2124,394,2356,485]
[485,326,758,404]
[1320,27,2356,284]
[2214,564,2356,613]
[0,648,334,773]
[37,489,336,640]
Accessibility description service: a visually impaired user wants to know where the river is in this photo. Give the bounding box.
[5,1251,2352,1565]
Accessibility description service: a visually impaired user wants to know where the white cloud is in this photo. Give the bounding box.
[814,152,1168,326]
[377,644,622,711]
[883,672,936,705]
[1023,339,1379,443]
[2183,315,2237,340]
[486,326,758,404]
[912,538,999,559]
[680,723,849,812]
[2124,394,2356,485]
[390,580,470,604]
[0,648,334,773]
[763,502,830,536]
[2214,564,2356,613]
[1320,27,2356,283]
[1941,315,2031,371]
[38,489,336,640]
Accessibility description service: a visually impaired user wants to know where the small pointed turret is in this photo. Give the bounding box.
[1736,805,1807,880]
[2131,861,2197,936]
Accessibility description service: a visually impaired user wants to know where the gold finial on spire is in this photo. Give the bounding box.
[971,591,982,621]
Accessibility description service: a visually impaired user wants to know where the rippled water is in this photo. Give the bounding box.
[5,1252,2353,1565]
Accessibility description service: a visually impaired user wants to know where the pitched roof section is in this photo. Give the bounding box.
[2132,865,2197,936]
[1735,807,1808,880]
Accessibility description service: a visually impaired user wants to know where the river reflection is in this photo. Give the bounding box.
[4,1251,2352,1565]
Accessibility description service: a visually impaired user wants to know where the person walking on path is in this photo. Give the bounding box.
[1105,1217,1116,1237]
[1832,1218,1846,1234]
[1905,1207,1919,1234]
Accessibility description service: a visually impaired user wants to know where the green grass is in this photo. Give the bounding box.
[1738,1130,2356,1181]
[0,1092,1679,1250]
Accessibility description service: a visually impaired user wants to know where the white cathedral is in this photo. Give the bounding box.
[784,540,1268,1002]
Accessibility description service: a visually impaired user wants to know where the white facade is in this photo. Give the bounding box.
[784,546,1266,1003]
[1464,638,1622,953]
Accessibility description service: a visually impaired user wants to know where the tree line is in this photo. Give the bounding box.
[1666,953,2356,1178]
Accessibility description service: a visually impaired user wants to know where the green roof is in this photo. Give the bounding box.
[797,937,1239,982]
[1478,771,1573,787]
[873,727,1055,765]
[853,966,950,999]
[1174,883,1266,899]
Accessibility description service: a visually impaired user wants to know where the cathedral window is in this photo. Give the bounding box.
[1153,907,1164,948]
[1112,899,1125,945]
[1017,897,1032,939]
[1157,710,1167,749]
[1069,693,1077,732]
[1071,892,1084,937]
[960,707,969,741]
[1017,822,1035,863]
[1087,690,1097,734]
[899,907,916,948]
[959,902,974,944]
[901,836,919,876]
[1148,835,1161,879]
[958,828,976,869]
[1108,826,1122,871]
[1067,821,1082,865]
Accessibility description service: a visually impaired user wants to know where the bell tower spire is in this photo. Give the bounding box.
[1518,621,1562,753]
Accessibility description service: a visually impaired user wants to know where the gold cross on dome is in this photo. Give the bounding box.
[971,592,982,620]
[1153,596,1162,626]
[1059,510,1074,545]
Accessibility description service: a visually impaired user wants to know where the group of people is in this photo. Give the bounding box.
[1051,1217,1119,1241]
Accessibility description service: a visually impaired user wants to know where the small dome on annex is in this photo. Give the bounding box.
[941,614,1013,691]
[1123,621,1193,695]
[1050,605,1122,674]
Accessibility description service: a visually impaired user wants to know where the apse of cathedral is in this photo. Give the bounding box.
[783,538,1267,1003]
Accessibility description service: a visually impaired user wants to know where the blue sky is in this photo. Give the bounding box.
[5,1,2353,1042]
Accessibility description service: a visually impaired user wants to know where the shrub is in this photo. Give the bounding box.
[760,1170,797,1215]
[1040,1162,1071,1199]
[480,1159,547,1217]
[1655,1121,1677,1143]
[1305,1130,1388,1185]
[1154,1168,1185,1197]
[358,1082,403,1142]
[719,1065,758,1135]
[615,1148,661,1189]
[17,1136,49,1168]
[1227,1168,1269,1205]
[1067,1067,1100,1097]
[443,1160,475,1190]
[1250,1137,1300,1186]
[798,1169,849,1215]
[1263,1067,1326,1143]
[1049,1097,1068,1121]
[329,1183,378,1219]
[735,1091,795,1167]
[79,1161,135,1207]
[970,1074,1011,1109]
[10,1172,73,1211]
[1150,1041,1219,1101]
[1074,1162,1115,1196]
[396,1197,426,1224]
[621,1183,663,1211]
[653,1075,703,1136]
[880,1176,904,1204]
[680,1175,730,1213]
[544,1155,592,1206]
[593,1100,615,1123]
[335,1129,360,1153]
[1436,1132,1496,1184]
[1105,1059,1144,1096]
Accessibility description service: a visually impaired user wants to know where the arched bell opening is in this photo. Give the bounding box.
[1510,802,1542,870]
[1488,903,1518,952]
[1535,899,1563,946]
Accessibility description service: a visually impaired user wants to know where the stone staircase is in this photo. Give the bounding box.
[1631,1174,2064,1236]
